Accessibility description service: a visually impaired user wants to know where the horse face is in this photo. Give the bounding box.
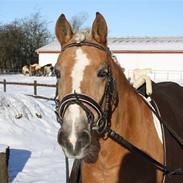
[55,13,109,161]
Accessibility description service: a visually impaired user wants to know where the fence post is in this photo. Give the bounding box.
[34,80,37,96]
[3,79,6,92]
[0,145,9,183]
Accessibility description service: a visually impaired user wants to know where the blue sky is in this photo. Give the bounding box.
[0,0,183,37]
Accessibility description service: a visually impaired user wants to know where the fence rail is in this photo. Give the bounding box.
[0,80,56,87]
[0,79,56,100]
[127,69,183,81]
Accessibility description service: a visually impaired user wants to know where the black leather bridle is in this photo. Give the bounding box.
[55,41,117,135]
[55,42,116,134]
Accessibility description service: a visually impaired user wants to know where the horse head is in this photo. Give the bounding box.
[55,13,118,162]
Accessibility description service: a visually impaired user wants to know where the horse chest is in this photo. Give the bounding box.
[82,162,121,183]
[82,147,127,182]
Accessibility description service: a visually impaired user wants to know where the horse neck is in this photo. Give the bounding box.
[111,65,151,142]
[81,64,163,183]
[99,65,163,180]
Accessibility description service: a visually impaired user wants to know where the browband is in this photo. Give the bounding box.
[61,41,112,56]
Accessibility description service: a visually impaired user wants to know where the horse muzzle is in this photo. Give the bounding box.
[57,126,91,158]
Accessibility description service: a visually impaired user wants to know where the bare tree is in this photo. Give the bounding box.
[70,12,89,32]
[0,13,52,73]
[21,13,52,65]
[0,21,24,72]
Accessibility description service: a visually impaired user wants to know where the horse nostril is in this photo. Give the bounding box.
[57,129,67,146]
[78,131,91,148]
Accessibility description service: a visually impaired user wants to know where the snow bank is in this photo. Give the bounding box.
[0,91,67,182]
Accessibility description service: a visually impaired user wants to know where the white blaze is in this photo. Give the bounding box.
[68,48,90,150]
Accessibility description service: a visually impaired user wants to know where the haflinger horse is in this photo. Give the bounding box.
[55,13,183,183]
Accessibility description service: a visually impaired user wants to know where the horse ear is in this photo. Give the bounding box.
[55,14,73,46]
[92,12,108,45]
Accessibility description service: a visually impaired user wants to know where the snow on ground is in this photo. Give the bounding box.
[0,74,71,183]
[0,74,183,183]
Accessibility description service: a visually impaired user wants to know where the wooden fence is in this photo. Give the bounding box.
[0,79,56,101]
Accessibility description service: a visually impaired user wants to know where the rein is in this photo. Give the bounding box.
[55,41,183,182]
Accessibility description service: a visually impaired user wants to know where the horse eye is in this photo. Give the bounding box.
[97,68,108,78]
[55,69,61,78]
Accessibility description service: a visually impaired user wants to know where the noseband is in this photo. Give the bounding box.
[55,92,108,134]
[55,41,117,134]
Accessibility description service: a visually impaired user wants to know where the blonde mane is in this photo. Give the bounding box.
[74,29,91,43]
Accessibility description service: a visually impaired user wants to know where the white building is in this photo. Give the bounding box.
[36,37,183,81]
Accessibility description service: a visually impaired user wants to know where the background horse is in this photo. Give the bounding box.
[22,65,30,76]
[22,64,42,76]
[41,64,54,76]
[55,13,183,183]
[22,63,54,76]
